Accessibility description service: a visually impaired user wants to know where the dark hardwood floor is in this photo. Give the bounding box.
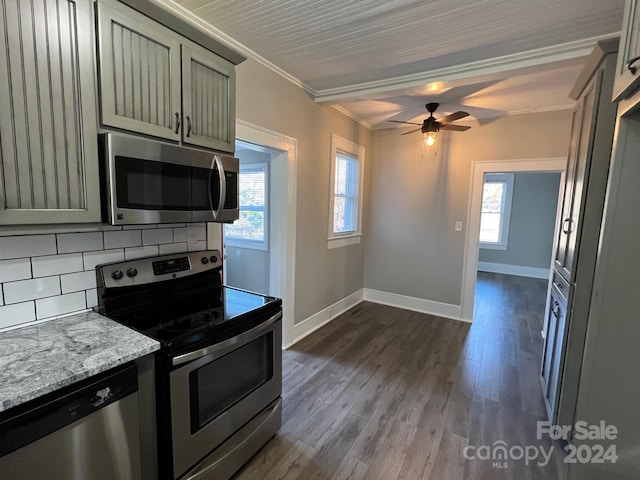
[234,272,567,480]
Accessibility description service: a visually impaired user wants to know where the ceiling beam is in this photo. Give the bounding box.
[313,33,619,105]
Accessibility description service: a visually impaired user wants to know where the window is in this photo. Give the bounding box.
[479,173,514,250]
[224,163,268,250]
[328,134,365,248]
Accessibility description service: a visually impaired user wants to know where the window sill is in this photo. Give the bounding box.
[479,242,508,251]
[225,239,268,251]
[328,235,361,249]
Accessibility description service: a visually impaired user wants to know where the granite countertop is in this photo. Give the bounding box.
[0,311,160,413]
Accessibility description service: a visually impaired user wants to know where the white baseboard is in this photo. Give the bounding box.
[287,289,364,348]
[477,261,550,279]
[363,288,470,323]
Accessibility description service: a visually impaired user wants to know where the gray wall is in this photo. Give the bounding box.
[479,172,561,269]
[364,110,572,306]
[225,148,270,295]
[236,59,371,324]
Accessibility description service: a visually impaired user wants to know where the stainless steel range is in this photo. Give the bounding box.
[94,250,282,480]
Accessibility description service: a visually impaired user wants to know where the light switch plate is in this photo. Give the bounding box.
[455,221,463,232]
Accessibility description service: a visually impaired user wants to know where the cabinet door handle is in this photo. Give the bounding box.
[186,115,192,138]
[174,112,181,134]
[552,301,561,318]
[626,56,640,74]
[562,218,572,234]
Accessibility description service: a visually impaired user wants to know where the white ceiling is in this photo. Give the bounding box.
[162,0,624,128]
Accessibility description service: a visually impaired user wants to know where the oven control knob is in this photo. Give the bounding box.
[126,268,138,278]
[201,257,209,264]
[111,270,123,280]
[210,255,218,263]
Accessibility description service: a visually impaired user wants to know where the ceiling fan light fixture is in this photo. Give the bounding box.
[424,131,437,146]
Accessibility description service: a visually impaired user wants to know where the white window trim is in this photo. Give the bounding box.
[479,173,514,251]
[224,163,269,251]
[328,134,365,249]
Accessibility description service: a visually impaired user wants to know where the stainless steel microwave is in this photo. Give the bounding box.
[100,133,239,225]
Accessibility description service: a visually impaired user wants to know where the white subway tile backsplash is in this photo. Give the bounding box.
[143,228,174,245]
[83,249,125,271]
[173,228,187,243]
[0,223,207,330]
[0,258,32,283]
[125,245,159,260]
[57,232,104,253]
[32,253,83,278]
[86,289,98,309]
[187,241,208,252]
[159,242,188,255]
[104,230,142,249]
[36,292,86,319]
[0,235,56,260]
[0,301,36,329]
[187,226,207,242]
[123,224,157,230]
[3,276,60,304]
[61,271,96,294]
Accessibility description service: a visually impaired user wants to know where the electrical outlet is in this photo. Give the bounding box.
[455,221,463,232]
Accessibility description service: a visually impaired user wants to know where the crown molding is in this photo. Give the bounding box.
[330,106,372,129]
[313,33,620,105]
[150,0,317,96]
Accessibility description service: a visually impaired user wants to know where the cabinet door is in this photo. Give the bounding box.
[0,0,101,224]
[613,0,640,101]
[541,288,569,423]
[97,0,182,141]
[182,42,236,153]
[554,74,600,282]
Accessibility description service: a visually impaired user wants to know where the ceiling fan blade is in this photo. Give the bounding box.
[401,127,423,135]
[438,111,469,124]
[389,120,422,125]
[440,124,471,131]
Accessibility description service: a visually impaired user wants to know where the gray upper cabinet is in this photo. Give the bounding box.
[613,0,640,101]
[182,43,235,152]
[0,0,101,225]
[97,0,236,153]
[97,0,182,141]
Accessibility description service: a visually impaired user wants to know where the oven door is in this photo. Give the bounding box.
[168,312,282,479]
[102,133,239,225]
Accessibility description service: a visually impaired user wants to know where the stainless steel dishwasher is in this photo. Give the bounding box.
[0,363,142,480]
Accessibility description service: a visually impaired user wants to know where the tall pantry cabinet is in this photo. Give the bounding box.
[568,1,640,478]
[540,40,618,427]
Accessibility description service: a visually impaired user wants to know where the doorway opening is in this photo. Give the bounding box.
[460,158,567,322]
[223,120,297,347]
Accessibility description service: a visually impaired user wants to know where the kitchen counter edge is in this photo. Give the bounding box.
[0,310,159,413]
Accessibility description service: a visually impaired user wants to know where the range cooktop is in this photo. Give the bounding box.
[94,250,281,354]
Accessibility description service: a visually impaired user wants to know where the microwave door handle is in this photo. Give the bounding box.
[214,155,227,219]
[207,156,217,220]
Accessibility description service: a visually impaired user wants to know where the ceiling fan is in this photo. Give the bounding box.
[390,103,471,145]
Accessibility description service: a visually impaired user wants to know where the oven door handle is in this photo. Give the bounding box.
[172,310,282,367]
